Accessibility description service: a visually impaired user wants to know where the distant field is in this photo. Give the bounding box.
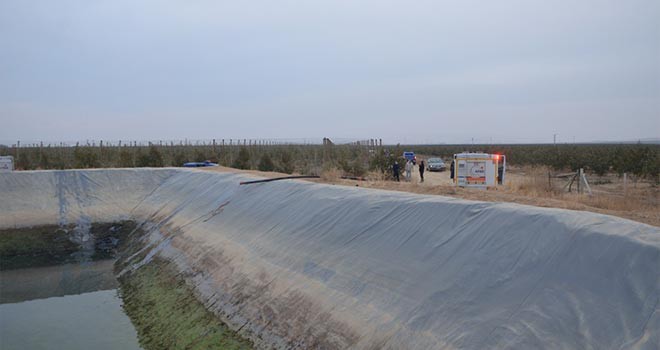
[1,142,658,181]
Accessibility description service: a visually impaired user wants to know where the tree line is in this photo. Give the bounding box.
[1,142,658,181]
[410,143,659,179]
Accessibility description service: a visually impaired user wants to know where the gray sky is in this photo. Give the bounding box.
[1,0,659,144]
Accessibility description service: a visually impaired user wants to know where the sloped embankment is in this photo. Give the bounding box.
[117,254,253,349]
[0,169,658,349]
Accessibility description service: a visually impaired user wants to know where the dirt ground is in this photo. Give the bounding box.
[202,165,659,227]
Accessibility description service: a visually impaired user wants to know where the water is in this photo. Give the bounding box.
[0,260,118,304]
[0,261,142,350]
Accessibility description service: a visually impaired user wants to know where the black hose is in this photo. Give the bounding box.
[239,175,320,185]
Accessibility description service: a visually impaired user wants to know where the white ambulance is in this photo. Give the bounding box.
[451,152,505,188]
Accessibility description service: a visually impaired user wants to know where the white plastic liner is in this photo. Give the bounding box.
[0,169,657,349]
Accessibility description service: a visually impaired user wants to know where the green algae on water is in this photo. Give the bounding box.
[118,258,253,350]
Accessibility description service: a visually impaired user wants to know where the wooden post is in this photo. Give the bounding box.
[623,173,627,196]
[577,168,583,194]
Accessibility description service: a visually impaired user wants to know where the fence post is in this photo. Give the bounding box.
[578,168,583,194]
[39,141,43,166]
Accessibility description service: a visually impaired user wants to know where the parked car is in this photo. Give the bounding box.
[403,151,417,165]
[183,160,218,167]
[426,158,446,172]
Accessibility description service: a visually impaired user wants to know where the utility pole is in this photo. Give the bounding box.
[553,133,558,146]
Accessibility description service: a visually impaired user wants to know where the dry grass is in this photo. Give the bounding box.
[505,166,559,196]
[320,168,343,182]
[505,166,658,214]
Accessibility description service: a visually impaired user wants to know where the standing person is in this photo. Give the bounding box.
[392,161,400,182]
[405,160,412,181]
[450,159,455,181]
[419,160,425,182]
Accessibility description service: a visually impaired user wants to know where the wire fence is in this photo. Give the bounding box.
[2,137,384,148]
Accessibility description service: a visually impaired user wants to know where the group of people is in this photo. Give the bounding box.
[392,159,425,182]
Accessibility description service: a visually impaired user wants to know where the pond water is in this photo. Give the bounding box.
[0,260,141,350]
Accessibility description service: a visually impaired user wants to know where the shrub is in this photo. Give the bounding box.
[257,153,275,172]
[119,149,134,167]
[232,147,251,170]
[172,152,187,167]
[136,146,164,167]
[277,151,294,174]
[74,147,100,168]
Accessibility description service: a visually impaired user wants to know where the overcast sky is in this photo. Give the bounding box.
[1,0,659,144]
